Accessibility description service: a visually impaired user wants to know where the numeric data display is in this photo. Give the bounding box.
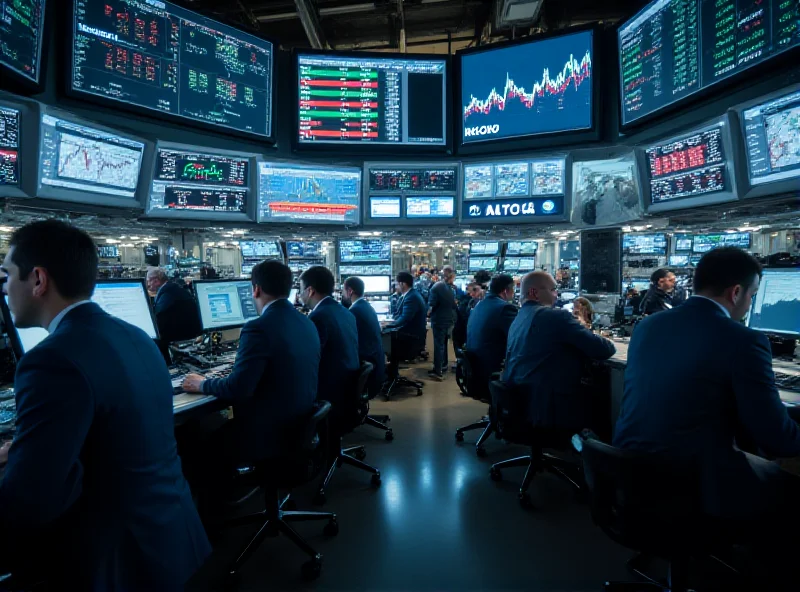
[0,106,20,186]
[0,0,45,83]
[369,167,456,192]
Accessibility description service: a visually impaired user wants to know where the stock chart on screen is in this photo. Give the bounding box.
[38,113,145,199]
[460,30,593,144]
[369,167,456,192]
[0,106,20,187]
[149,147,249,214]
[0,0,45,83]
[645,123,729,203]
[748,269,800,337]
[742,88,800,186]
[71,0,273,137]
[619,0,800,126]
[257,163,360,224]
[297,53,447,146]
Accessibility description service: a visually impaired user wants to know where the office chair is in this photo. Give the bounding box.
[363,413,394,441]
[454,350,495,458]
[223,401,338,583]
[487,380,583,507]
[314,362,381,504]
[383,329,425,399]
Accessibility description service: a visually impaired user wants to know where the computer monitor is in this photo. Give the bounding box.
[92,280,159,339]
[368,300,391,316]
[668,255,691,267]
[0,0,45,87]
[470,241,500,256]
[338,240,391,264]
[1,294,49,359]
[747,269,800,338]
[625,278,651,293]
[289,288,299,304]
[572,153,641,227]
[468,257,497,272]
[194,279,260,331]
[0,104,22,197]
[623,233,667,256]
[349,275,391,295]
[692,232,751,253]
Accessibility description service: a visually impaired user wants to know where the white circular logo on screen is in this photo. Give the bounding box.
[542,200,555,213]
[469,205,481,217]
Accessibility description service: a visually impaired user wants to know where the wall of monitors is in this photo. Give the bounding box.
[364,163,458,225]
[622,233,667,255]
[619,0,800,127]
[0,0,45,85]
[692,232,751,252]
[71,0,273,138]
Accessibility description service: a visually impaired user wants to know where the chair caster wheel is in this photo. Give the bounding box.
[385,430,394,441]
[455,430,464,442]
[371,473,382,487]
[353,448,367,461]
[313,490,326,505]
[282,498,297,511]
[518,492,532,508]
[323,519,339,536]
[490,467,502,481]
[476,447,487,458]
[301,557,322,581]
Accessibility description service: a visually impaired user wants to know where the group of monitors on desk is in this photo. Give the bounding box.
[337,239,392,295]
[468,241,538,274]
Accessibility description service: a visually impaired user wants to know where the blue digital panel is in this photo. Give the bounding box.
[460,30,593,144]
[339,239,391,263]
[406,196,454,218]
[286,241,322,258]
[464,196,564,222]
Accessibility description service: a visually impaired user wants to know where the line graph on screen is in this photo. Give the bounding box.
[57,133,142,190]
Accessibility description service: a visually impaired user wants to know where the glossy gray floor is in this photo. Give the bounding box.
[187,359,635,591]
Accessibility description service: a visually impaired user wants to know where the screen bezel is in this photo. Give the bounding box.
[746,267,800,338]
[192,278,259,332]
[292,47,453,155]
[0,0,48,92]
[144,140,258,222]
[455,23,601,155]
[66,0,276,143]
[94,278,160,340]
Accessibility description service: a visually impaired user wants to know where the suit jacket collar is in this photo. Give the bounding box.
[685,295,731,319]
[311,295,337,315]
[50,301,104,334]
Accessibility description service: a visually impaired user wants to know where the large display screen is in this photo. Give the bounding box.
[148,146,250,217]
[622,233,667,255]
[71,0,273,138]
[502,257,536,272]
[286,241,322,259]
[0,106,20,187]
[645,122,729,204]
[572,155,641,227]
[506,241,538,256]
[369,167,456,192]
[339,239,391,263]
[370,196,401,218]
[38,113,146,200]
[692,232,751,253]
[619,0,800,126]
[470,241,500,255]
[741,88,800,186]
[674,234,694,251]
[339,263,391,276]
[460,29,593,144]
[748,269,800,337]
[0,0,45,84]
[297,53,447,146]
[468,257,497,272]
[239,240,280,259]
[257,162,360,225]
[405,196,454,219]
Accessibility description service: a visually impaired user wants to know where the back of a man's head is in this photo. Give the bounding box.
[694,247,762,297]
[343,276,365,298]
[251,260,292,298]
[520,271,556,304]
[396,271,414,289]
[300,266,335,296]
[8,220,98,299]
[490,274,514,296]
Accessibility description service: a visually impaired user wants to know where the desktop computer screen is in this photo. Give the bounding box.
[349,275,391,295]
[368,300,391,316]
[195,280,260,331]
[748,269,800,338]
[92,281,158,339]
[289,288,299,304]
[3,295,49,356]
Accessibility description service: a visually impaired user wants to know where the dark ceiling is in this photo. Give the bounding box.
[182,0,646,53]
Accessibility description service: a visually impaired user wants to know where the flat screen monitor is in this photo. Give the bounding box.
[0,105,21,193]
[339,263,392,276]
[38,110,147,207]
[368,300,391,317]
[339,239,391,264]
[286,241,322,258]
[619,0,800,127]
[572,154,641,227]
[240,240,281,259]
[289,288,299,304]
[194,279,260,331]
[623,233,667,255]
[692,232,751,253]
[463,164,493,199]
[2,295,49,358]
[147,144,254,221]
[348,275,391,295]
[70,0,273,139]
[625,278,651,293]
[674,234,694,252]
[643,116,736,212]
[370,196,401,219]
[296,51,448,148]
[748,269,800,337]
[503,257,536,273]
[459,29,593,144]
[468,257,497,272]
[740,87,800,195]
[669,255,691,267]
[405,196,454,219]
[0,0,45,85]
[257,162,361,225]
[470,241,500,256]
[92,280,158,339]
[369,167,457,192]
[98,245,119,258]
[506,241,538,256]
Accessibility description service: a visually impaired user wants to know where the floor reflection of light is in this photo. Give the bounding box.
[452,462,468,495]
[420,460,433,490]
[383,473,403,516]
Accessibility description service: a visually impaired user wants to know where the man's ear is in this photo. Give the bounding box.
[31,267,48,298]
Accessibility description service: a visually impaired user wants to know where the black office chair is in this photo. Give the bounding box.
[384,330,425,399]
[581,437,729,592]
[314,362,381,504]
[487,380,583,507]
[454,350,495,458]
[223,401,338,583]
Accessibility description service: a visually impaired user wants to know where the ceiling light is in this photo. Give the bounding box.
[462,230,476,235]
[0,226,14,232]
[105,238,119,244]
[120,243,135,248]
[129,236,140,240]
[372,231,382,236]
[358,231,372,236]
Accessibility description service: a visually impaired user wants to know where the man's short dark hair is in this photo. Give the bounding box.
[343,276,365,297]
[9,220,98,299]
[251,260,292,298]
[396,271,414,288]
[694,247,762,296]
[490,274,514,296]
[650,268,672,284]
[300,266,334,296]
[473,270,492,287]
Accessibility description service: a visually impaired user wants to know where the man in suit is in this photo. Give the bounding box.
[503,271,616,429]
[343,276,386,398]
[299,266,360,410]
[427,266,457,380]
[614,247,800,524]
[639,268,678,315]
[0,220,210,590]
[146,267,202,343]
[453,282,484,351]
[386,271,427,338]
[467,274,518,385]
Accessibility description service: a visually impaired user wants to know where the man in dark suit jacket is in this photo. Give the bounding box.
[638,268,678,316]
[503,271,616,429]
[614,248,800,523]
[146,267,202,343]
[385,271,427,339]
[182,260,320,463]
[0,221,210,590]
[299,267,360,410]
[427,266,457,380]
[466,274,518,384]
[343,277,386,398]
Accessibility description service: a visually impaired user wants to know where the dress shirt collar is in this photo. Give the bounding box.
[691,295,731,318]
[313,295,334,312]
[48,300,93,334]
[260,297,284,315]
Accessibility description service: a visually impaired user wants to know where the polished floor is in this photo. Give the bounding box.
[187,353,638,592]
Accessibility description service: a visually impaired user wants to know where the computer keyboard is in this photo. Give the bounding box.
[169,363,233,394]
[776,372,800,393]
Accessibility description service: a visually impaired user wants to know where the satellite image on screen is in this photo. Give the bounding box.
[572,156,640,226]
[531,159,566,195]
[495,162,529,197]
[464,165,493,199]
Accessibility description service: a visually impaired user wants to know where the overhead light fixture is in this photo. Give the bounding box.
[129,236,140,240]
[358,231,372,236]
[0,226,14,232]
[372,231,382,236]
[462,230,476,235]
[105,238,119,244]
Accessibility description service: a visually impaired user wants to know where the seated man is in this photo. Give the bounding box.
[145,267,202,343]
[503,271,616,429]
[614,247,800,523]
[466,274,518,387]
[0,221,210,589]
[299,266,360,411]
[343,277,386,398]
[384,271,428,377]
